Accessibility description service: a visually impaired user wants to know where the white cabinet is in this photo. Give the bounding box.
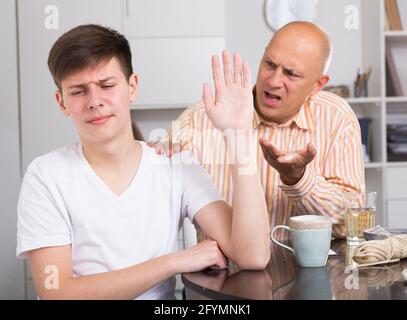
[130,37,225,107]
[123,0,226,110]
[123,0,225,37]
[386,168,407,228]
[18,0,122,170]
[386,168,407,199]
[387,200,407,228]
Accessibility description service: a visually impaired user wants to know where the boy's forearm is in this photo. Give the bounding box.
[37,253,179,300]
[225,131,270,269]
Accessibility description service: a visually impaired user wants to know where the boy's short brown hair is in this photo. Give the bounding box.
[48,24,133,90]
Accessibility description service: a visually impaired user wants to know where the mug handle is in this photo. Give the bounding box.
[271,225,294,254]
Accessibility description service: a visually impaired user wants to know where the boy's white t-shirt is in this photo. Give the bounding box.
[16,141,223,299]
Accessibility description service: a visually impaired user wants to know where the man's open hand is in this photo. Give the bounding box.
[259,138,317,185]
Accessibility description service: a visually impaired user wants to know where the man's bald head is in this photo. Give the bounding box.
[255,21,332,124]
[270,21,332,75]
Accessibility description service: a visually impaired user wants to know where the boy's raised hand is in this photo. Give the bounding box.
[203,50,254,132]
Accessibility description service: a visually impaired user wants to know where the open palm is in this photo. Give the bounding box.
[259,138,317,185]
[203,51,254,132]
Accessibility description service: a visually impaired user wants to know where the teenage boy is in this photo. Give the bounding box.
[16,24,269,299]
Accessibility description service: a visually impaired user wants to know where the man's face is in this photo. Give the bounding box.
[56,57,137,144]
[255,34,328,124]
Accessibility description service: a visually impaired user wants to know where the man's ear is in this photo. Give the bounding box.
[56,90,70,117]
[310,74,330,96]
[129,74,138,103]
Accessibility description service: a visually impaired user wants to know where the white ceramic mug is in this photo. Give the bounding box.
[271,215,332,267]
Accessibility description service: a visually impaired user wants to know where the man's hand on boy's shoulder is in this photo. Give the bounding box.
[147,141,181,157]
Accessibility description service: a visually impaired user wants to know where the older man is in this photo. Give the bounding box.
[156,21,365,239]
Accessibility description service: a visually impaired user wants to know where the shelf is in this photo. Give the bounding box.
[384,31,407,38]
[346,97,382,104]
[385,162,407,168]
[385,97,407,103]
[365,162,383,169]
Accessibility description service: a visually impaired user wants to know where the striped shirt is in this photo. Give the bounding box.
[169,90,365,239]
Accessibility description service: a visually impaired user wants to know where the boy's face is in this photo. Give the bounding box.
[56,57,137,144]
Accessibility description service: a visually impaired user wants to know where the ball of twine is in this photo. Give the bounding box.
[353,235,407,267]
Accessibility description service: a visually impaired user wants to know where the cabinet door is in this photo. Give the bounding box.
[123,0,225,37]
[386,168,407,199]
[387,200,407,228]
[130,37,225,106]
[18,0,122,171]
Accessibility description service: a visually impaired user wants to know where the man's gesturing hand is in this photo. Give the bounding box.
[259,138,317,186]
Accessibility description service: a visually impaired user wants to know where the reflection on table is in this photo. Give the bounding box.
[181,240,407,300]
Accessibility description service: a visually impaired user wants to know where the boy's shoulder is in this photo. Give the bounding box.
[27,142,81,177]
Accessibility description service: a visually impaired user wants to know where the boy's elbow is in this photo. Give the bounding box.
[236,250,270,270]
[252,250,270,270]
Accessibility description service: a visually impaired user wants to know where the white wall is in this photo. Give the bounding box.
[131,109,184,142]
[317,0,363,89]
[0,0,25,299]
[225,0,273,82]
